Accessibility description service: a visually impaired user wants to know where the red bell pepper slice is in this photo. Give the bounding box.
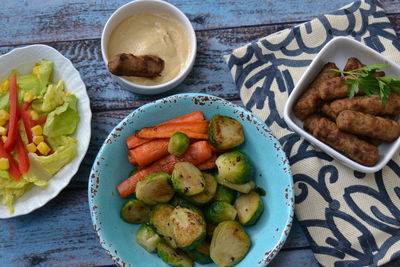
[16,133,30,174]
[34,115,47,126]
[4,73,19,152]
[20,103,34,143]
[0,139,21,180]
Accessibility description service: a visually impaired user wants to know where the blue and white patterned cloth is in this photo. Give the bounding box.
[225,0,400,266]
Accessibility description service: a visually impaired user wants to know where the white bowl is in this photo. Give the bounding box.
[0,44,91,218]
[101,0,197,95]
[284,37,400,173]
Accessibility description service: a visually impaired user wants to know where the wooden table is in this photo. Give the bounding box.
[1,0,400,266]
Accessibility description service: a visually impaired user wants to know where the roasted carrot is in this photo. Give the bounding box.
[127,150,137,165]
[126,135,151,149]
[117,140,213,198]
[159,110,204,125]
[130,139,169,167]
[126,111,204,148]
[196,154,217,170]
[136,121,209,139]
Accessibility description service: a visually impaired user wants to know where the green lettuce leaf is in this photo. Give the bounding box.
[41,80,65,112]
[43,94,79,137]
[36,59,54,94]
[0,91,9,110]
[30,136,77,176]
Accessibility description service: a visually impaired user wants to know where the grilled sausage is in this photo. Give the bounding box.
[330,93,400,116]
[320,103,337,121]
[336,110,400,142]
[304,116,379,166]
[293,63,340,120]
[318,76,360,101]
[344,57,364,72]
[108,53,164,78]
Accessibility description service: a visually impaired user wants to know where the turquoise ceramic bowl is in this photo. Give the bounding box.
[89,93,294,266]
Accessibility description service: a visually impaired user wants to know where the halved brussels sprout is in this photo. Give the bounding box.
[235,191,264,225]
[157,241,193,267]
[187,240,213,264]
[120,199,151,224]
[208,114,244,150]
[172,162,205,196]
[213,185,237,204]
[136,172,175,205]
[170,196,204,217]
[216,151,253,184]
[150,204,177,248]
[210,221,251,267]
[168,132,190,156]
[136,224,161,253]
[187,173,217,206]
[170,206,206,251]
[205,201,237,224]
[215,175,256,194]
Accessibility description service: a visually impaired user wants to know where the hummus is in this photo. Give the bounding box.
[107,12,191,86]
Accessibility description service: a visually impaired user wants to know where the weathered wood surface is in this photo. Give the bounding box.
[5,0,400,45]
[1,0,400,266]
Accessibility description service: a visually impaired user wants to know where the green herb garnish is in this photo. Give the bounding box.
[332,64,400,105]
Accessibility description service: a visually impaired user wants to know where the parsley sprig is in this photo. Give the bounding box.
[332,64,400,104]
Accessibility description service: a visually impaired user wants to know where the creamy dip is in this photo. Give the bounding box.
[107,12,191,86]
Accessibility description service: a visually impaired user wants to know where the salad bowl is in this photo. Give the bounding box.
[0,44,91,218]
[89,93,294,266]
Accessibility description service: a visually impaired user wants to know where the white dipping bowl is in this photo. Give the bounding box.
[284,37,400,173]
[101,0,197,95]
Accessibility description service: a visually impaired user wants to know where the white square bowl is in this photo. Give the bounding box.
[283,36,400,173]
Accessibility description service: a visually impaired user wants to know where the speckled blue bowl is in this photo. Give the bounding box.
[89,93,294,266]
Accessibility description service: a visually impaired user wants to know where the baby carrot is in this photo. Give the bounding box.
[117,140,213,198]
[130,139,169,167]
[136,121,209,139]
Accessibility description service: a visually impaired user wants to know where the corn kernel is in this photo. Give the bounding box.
[0,127,7,136]
[0,120,6,127]
[26,143,37,153]
[31,125,43,136]
[32,65,41,78]
[0,79,9,93]
[33,135,44,145]
[0,110,10,121]
[37,142,51,155]
[23,92,35,103]
[0,158,9,170]
[30,110,39,121]
[65,92,73,96]
[1,136,7,143]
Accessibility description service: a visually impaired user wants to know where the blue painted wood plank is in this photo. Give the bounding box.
[0,0,398,45]
[1,13,399,112]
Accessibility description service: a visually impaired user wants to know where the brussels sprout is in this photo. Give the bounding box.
[205,201,237,224]
[136,224,161,253]
[208,114,244,150]
[215,175,256,194]
[170,206,206,251]
[136,172,175,205]
[150,204,177,248]
[187,240,213,264]
[210,221,251,267]
[213,185,237,204]
[235,191,264,225]
[187,173,217,206]
[120,199,151,224]
[216,151,253,184]
[172,162,205,196]
[157,241,193,267]
[170,196,204,217]
[168,132,190,156]
[206,223,217,241]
